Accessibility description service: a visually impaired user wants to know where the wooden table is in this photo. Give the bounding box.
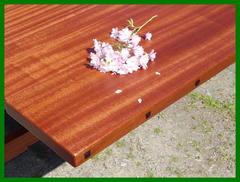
[5,5,235,167]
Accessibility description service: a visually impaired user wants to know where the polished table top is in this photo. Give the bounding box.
[5,5,235,166]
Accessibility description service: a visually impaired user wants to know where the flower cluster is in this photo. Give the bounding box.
[89,16,157,74]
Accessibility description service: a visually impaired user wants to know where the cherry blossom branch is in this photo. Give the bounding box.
[89,16,157,74]
[131,15,158,34]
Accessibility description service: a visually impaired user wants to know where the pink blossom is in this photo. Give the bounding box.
[121,48,130,60]
[126,56,139,72]
[118,65,129,74]
[118,28,132,43]
[133,46,144,57]
[90,24,157,74]
[89,52,100,68]
[93,39,102,54]
[139,54,150,69]
[130,34,141,47]
[106,63,119,72]
[149,49,156,61]
[145,32,152,40]
[110,28,119,39]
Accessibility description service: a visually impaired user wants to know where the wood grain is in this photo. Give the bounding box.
[5,5,235,166]
[5,111,39,162]
[5,128,38,162]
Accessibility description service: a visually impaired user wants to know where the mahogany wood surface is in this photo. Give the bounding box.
[5,128,38,162]
[5,5,235,166]
[5,111,39,162]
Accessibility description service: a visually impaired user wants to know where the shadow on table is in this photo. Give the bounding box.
[5,112,64,177]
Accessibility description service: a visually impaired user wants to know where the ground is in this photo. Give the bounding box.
[5,64,235,177]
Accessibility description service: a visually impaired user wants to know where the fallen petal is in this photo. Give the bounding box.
[115,89,122,94]
[138,98,142,103]
[145,32,152,40]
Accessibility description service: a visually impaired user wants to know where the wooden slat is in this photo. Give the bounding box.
[4,5,235,166]
[5,128,38,162]
[5,111,38,162]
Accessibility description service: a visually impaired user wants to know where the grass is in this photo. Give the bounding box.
[191,120,214,134]
[127,153,135,159]
[136,142,142,147]
[203,137,212,143]
[92,148,113,161]
[176,143,183,151]
[170,157,179,163]
[136,142,147,152]
[115,140,126,148]
[197,169,204,175]
[158,112,166,119]
[129,131,137,136]
[185,153,192,158]
[129,147,133,152]
[136,161,142,167]
[191,125,197,130]
[207,157,214,166]
[166,166,184,177]
[203,127,212,134]
[218,133,224,138]
[224,125,230,130]
[184,103,197,111]
[92,154,100,161]
[191,116,196,120]
[190,140,201,152]
[189,93,221,109]
[153,128,163,134]
[105,149,113,156]
[146,169,154,177]
[92,154,107,161]
[189,92,235,120]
